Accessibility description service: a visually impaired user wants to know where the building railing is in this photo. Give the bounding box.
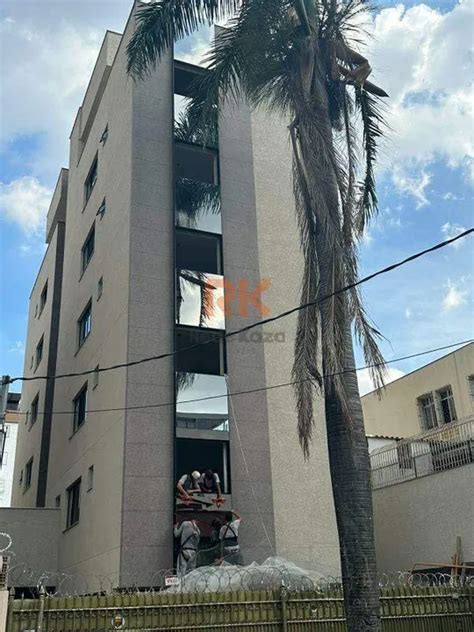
[370,416,474,490]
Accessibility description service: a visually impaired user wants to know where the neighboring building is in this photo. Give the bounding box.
[0,394,20,507]
[4,2,339,587]
[363,346,474,572]
[362,342,474,438]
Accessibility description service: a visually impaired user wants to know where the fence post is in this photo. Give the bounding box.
[4,588,14,632]
[36,586,45,632]
[280,584,288,632]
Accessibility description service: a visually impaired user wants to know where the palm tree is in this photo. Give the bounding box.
[128,2,388,629]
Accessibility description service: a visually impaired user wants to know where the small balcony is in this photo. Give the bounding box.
[370,416,474,490]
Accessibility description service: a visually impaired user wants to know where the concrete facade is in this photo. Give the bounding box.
[373,466,474,571]
[9,2,340,585]
[362,343,474,438]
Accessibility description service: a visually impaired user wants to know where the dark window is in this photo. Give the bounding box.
[97,276,103,300]
[73,383,87,432]
[176,327,225,375]
[87,465,94,492]
[39,281,48,315]
[35,336,44,370]
[25,458,33,489]
[55,494,61,508]
[418,394,437,430]
[176,230,222,275]
[66,478,81,528]
[81,224,95,273]
[175,143,218,185]
[78,301,92,347]
[31,394,39,426]
[436,386,457,424]
[84,155,98,204]
[100,125,108,146]
[96,198,106,219]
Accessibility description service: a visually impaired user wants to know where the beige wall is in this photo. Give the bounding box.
[373,465,474,570]
[12,224,62,508]
[362,343,474,438]
[251,107,339,574]
[46,27,131,581]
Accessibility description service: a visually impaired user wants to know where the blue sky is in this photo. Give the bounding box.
[0,0,472,394]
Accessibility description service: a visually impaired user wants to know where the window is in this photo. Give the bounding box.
[25,458,33,490]
[97,276,103,300]
[468,375,474,401]
[99,124,108,146]
[19,470,23,486]
[176,230,222,275]
[66,478,81,528]
[81,224,95,273]
[96,198,106,219]
[73,383,87,433]
[55,494,61,508]
[84,155,98,204]
[35,336,44,370]
[87,465,94,492]
[31,394,39,426]
[78,301,92,347]
[418,394,437,430]
[39,281,48,315]
[34,304,38,318]
[176,438,230,494]
[30,356,34,370]
[175,143,218,185]
[93,365,99,389]
[436,386,457,424]
[176,327,226,375]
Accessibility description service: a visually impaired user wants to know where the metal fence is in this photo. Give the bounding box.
[370,417,474,489]
[6,582,473,632]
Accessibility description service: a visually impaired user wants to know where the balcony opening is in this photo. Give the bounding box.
[176,177,221,234]
[175,326,226,375]
[176,229,221,275]
[175,143,218,185]
[176,373,229,437]
[177,270,225,330]
[176,438,230,495]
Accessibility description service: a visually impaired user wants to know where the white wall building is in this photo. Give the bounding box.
[0,394,20,508]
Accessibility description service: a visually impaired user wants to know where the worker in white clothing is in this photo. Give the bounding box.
[176,471,201,500]
[219,510,243,565]
[174,519,200,577]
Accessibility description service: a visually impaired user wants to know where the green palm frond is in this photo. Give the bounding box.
[127,0,241,79]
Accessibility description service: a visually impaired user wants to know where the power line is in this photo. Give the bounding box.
[7,228,473,386]
[12,339,472,417]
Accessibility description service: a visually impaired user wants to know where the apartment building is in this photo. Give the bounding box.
[363,345,474,572]
[9,3,339,586]
[0,393,20,507]
[363,342,474,438]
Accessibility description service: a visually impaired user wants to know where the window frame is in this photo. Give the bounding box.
[72,382,88,434]
[39,281,48,316]
[436,385,457,424]
[84,154,98,205]
[35,335,44,371]
[24,457,33,491]
[77,300,92,349]
[81,223,95,275]
[417,393,437,430]
[66,478,81,529]
[31,393,39,426]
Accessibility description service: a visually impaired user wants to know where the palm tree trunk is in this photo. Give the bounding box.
[325,324,381,631]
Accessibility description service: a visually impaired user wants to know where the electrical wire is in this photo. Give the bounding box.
[11,339,472,417]
[7,227,473,386]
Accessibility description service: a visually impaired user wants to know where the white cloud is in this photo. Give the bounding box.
[441,222,468,248]
[8,341,24,355]
[391,168,431,208]
[405,308,411,319]
[366,1,473,184]
[358,366,406,396]
[443,192,462,201]
[442,279,468,311]
[0,177,52,235]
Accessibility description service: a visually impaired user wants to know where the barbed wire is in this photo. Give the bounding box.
[4,556,472,598]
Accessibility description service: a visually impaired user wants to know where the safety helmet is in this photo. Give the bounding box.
[191,470,201,480]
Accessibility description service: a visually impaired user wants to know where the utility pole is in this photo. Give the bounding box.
[0,376,10,467]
